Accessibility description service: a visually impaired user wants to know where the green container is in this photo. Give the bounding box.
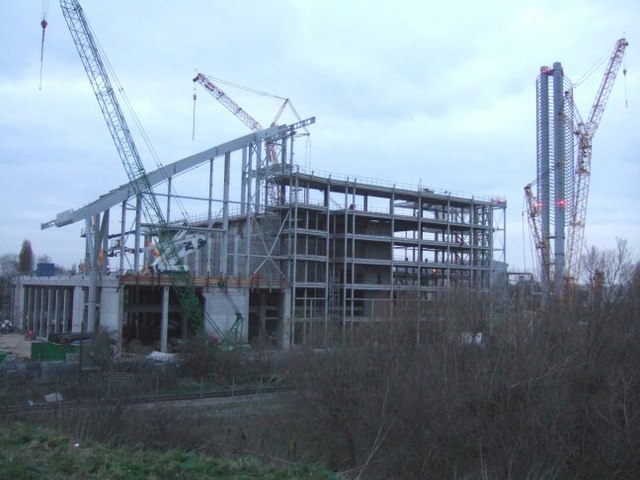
[31,342,45,361]
[0,349,7,364]
[31,342,79,361]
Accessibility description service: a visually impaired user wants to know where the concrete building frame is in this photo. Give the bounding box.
[13,119,507,351]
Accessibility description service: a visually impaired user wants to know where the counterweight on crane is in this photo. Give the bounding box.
[59,0,239,343]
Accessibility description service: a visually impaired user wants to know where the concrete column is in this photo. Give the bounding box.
[32,287,37,332]
[46,287,54,337]
[161,286,169,352]
[538,66,551,303]
[202,287,249,343]
[54,288,60,333]
[99,284,120,332]
[72,286,85,333]
[220,151,231,277]
[62,288,69,333]
[38,287,45,337]
[552,61,566,292]
[281,288,292,348]
[12,279,25,329]
[117,286,125,356]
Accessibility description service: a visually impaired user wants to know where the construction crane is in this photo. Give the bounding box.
[524,183,551,290]
[193,72,272,131]
[193,72,312,208]
[59,0,239,344]
[564,38,628,284]
[193,72,308,160]
[525,38,628,297]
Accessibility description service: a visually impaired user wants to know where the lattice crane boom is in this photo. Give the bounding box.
[193,72,264,132]
[193,71,290,179]
[60,0,234,342]
[565,38,628,283]
[524,183,550,289]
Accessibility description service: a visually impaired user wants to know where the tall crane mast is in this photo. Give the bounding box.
[525,39,627,299]
[59,0,234,342]
[565,38,628,284]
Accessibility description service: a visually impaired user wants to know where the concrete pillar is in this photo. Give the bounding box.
[38,287,45,337]
[12,279,25,329]
[72,286,85,333]
[203,287,249,343]
[538,66,551,302]
[552,61,566,292]
[99,285,120,332]
[220,151,231,277]
[46,287,53,337]
[161,286,169,352]
[62,289,69,333]
[54,288,60,333]
[117,286,125,355]
[87,269,98,334]
[281,288,293,348]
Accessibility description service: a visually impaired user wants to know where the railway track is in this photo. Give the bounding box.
[0,384,288,416]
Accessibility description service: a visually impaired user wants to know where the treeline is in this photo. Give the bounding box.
[281,260,640,478]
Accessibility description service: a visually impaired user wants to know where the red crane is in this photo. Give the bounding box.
[525,38,628,292]
[565,38,628,284]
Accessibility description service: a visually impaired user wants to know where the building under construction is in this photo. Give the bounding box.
[12,118,507,351]
[10,2,507,352]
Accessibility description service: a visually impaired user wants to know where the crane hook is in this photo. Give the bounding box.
[39,17,48,91]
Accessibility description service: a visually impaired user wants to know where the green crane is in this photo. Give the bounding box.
[59,0,240,344]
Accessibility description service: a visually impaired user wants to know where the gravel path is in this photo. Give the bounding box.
[0,333,32,358]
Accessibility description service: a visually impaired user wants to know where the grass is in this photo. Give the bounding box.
[0,421,339,480]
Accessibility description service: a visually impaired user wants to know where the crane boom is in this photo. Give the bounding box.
[565,38,628,283]
[524,183,551,290]
[193,70,288,176]
[60,0,233,342]
[193,72,263,132]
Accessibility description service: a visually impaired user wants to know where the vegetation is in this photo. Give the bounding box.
[18,240,34,274]
[1,241,638,478]
[278,243,640,478]
[0,422,338,480]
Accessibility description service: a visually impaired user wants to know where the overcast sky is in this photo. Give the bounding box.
[1,0,638,274]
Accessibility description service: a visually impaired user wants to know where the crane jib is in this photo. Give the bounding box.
[59,0,239,343]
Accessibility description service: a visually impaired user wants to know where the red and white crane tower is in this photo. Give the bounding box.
[564,38,628,284]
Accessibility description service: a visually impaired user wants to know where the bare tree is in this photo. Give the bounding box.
[0,253,18,277]
[37,254,52,264]
[581,238,635,305]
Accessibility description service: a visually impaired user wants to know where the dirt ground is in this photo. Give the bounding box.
[0,333,32,359]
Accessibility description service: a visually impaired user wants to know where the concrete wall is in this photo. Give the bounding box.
[99,284,121,333]
[203,286,249,343]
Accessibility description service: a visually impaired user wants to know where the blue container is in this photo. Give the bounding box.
[36,263,56,277]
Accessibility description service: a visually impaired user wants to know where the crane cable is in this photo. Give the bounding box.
[573,44,611,88]
[88,19,192,223]
[623,58,628,109]
[206,75,287,100]
[192,85,197,141]
[39,0,49,91]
